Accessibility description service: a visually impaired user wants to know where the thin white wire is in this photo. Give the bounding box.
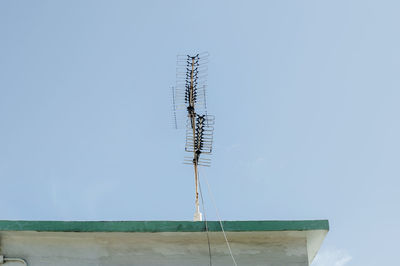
[200,173,238,266]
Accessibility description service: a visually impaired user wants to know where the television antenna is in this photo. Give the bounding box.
[172,52,214,221]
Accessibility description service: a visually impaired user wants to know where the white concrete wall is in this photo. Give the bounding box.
[0,231,314,265]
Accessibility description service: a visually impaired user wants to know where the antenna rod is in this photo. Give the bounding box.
[189,57,202,221]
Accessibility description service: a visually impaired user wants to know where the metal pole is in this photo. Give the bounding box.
[189,57,202,221]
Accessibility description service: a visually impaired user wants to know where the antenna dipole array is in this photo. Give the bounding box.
[173,53,214,221]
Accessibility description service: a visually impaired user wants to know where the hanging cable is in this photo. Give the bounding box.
[201,174,238,266]
[198,174,212,266]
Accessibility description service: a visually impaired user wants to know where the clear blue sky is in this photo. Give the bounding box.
[0,1,398,265]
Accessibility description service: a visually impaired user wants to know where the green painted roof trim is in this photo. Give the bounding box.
[0,220,328,233]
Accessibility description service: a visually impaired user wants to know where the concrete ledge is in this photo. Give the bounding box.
[0,220,329,265]
[0,220,329,233]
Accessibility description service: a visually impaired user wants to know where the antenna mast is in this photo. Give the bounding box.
[173,53,214,221]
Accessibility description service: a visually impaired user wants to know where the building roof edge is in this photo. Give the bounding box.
[0,220,329,233]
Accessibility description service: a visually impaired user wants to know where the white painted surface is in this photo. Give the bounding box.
[0,230,327,265]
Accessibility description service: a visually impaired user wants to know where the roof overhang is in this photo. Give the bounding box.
[0,220,328,265]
